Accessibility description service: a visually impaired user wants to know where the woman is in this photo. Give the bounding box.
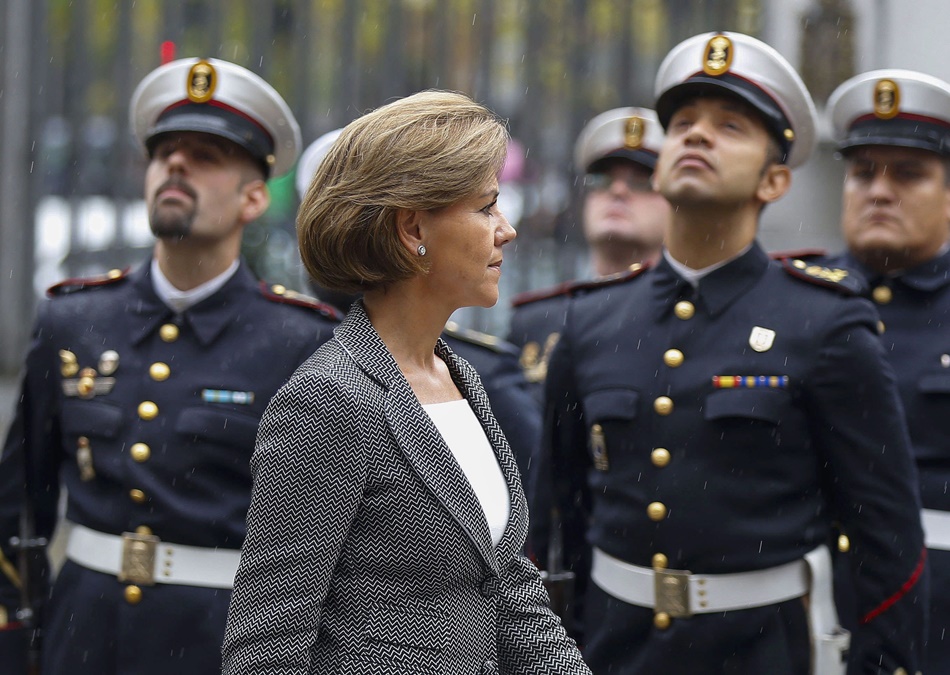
[221,90,590,674]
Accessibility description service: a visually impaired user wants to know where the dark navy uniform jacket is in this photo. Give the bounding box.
[442,326,541,479]
[826,248,950,673]
[0,261,339,674]
[532,243,927,675]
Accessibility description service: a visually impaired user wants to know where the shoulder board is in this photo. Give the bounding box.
[769,248,826,261]
[510,280,574,308]
[47,267,130,297]
[569,262,651,294]
[260,283,343,321]
[779,257,864,296]
[443,321,518,356]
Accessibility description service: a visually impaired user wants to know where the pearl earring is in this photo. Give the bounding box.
[417,244,427,256]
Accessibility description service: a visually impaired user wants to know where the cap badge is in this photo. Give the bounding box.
[873,78,900,120]
[186,60,217,104]
[624,116,645,150]
[703,35,734,77]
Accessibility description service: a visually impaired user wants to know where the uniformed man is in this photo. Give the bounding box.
[0,57,340,674]
[508,107,671,402]
[295,131,541,476]
[532,32,927,674]
[823,68,950,673]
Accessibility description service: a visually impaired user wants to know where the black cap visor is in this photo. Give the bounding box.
[656,74,792,161]
[146,103,275,176]
[587,147,659,173]
[839,117,950,157]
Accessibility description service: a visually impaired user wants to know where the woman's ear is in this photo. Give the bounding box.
[395,208,424,255]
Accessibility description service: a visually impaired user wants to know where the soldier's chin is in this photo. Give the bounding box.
[150,215,193,240]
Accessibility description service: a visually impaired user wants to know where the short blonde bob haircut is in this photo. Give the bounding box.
[297,90,509,293]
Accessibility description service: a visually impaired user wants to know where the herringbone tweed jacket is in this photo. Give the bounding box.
[222,302,590,675]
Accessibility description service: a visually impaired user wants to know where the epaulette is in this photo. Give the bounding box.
[259,282,344,321]
[510,280,574,308]
[769,248,826,261]
[511,262,651,307]
[569,262,651,295]
[47,267,130,297]
[779,257,865,295]
[443,321,518,356]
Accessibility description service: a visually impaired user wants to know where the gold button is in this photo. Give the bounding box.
[130,443,151,463]
[838,534,851,553]
[652,553,668,569]
[129,489,147,504]
[647,502,667,521]
[651,448,671,468]
[149,362,171,381]
[135,525,153,536]
[893,669,907,675]
[159,323,179,342]
[674,301,695,320]
[872,285,892,304]
[107,268,123,279]
[654,612,671,630]
[271,284,286,295]
[878,320,886,334]
[124,585,143,604]
[138,401,158,420]
[654,396,673,416]
[663,349,684,368]
[76,375,95,398]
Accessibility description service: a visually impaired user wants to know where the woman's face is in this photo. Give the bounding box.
[417,177,516,310]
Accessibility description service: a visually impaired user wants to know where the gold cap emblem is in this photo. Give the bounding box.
[703,35,733,77]
[873,79,900,119]
[624,116,645,150]
[186,60,216,104]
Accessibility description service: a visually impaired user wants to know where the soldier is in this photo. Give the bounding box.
[507,107,671,401]
[532,32,927,674]
[824,68,950,673]
[0,57,340,674]
[296,130,541,477]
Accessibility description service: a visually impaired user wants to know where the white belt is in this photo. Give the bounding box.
[591,546,809,615]
[65,521,240,589]
[922,508,950,551]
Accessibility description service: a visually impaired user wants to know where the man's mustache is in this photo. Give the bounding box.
[154,178,198,202]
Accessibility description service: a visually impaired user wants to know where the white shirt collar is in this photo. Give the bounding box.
[663,243,754,288]
[150,258,240,313]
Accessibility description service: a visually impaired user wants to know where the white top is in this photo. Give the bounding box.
[423,399,511,546]
[151,258,240,313]
[664,244,753,288]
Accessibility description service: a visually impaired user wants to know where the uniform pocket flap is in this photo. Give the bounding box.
[175,408,260,449]
[584,389,639,422]
[704,388,789,424]
[919,372,950,394]
[61,400,123,438]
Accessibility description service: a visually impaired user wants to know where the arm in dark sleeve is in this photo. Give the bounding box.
[529,315,591,633]
[805,297,927,674]
[0,303,63,661]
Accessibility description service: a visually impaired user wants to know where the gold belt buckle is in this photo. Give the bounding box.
[118,531,159,585]
[654,568,692,618]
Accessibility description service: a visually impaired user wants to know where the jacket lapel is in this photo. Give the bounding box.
[333,303,503,574]
[438,341,528,572]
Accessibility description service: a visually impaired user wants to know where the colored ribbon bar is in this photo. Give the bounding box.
[712,375,789,389]
[201,389,255,404]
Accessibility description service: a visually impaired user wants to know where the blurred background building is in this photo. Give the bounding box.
[2,0,949,401]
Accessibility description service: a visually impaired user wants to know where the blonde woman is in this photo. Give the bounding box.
[222,91,589,674]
